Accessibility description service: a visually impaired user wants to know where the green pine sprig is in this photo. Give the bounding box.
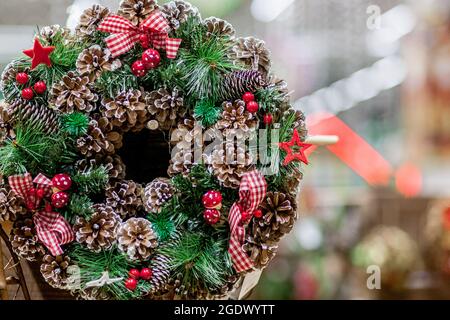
[62,194,95,224]
[72,165,109,195]
[60,112,90,137]
[194,99,221,127]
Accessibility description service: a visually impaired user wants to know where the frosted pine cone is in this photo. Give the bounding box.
[50,71,98,114]
[76,119,115,157]
[208,142,255,189]
[0,185,26,222]
[149,253,171,294]
[215,100,257,137]
[40,254,73,289]
[219,70,266,102]
[161,0,200,30]
[76,4,110,39]
[76,45,121,82]
[39,25,72,44]
[243,237,278,269]
[142,178,174,213]
[10,216,46,261]
[118,0,157,26]
[73,204,121,252]
[105,180,143,219]
[0,60,29,94]
[203,17,235,38]
[7,99,59,134]
[118,218,158,261]
[229,37,272,76]
[146,88,185,130]
[101,89,148,132]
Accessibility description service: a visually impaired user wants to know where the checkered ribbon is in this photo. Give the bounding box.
[97,11,181,58]
[8,173,74,256]
[228,170,267,273]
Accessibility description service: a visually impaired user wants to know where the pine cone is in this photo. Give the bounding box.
[142,178,174,213]
[76,119,115,157]
[161,0,200,30]
[203,17,235,38]
[77,287,112,300]
[243,237,278,269]
[215,100,258,137]
[101,89,148,132]
[167,119,203,177]
[146,88,185,130]
[118,0,157,26]
[229,37,272,77]
[50,71,98,114]
[76,45,121,82]
[219,70,266,102]
[118,217,158,261]
[105,180,143,219]
[39,25,72,44]
[96,115,123,151]
[149,253,171,294]
[208,142,255,189]
[0,185,26,222]
[76,154,126,181]
[0,60,29,92]
[73,204,121,252]
[76,4,110,39]
[40,254,73,288]
[257,191,297,241]
[10,216,46,261]
[7,99,59,134]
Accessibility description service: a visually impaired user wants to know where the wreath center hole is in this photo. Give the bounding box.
[118,130,171,183]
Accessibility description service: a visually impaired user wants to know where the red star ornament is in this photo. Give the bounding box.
[23,39,55,69]
[279,129,312,166]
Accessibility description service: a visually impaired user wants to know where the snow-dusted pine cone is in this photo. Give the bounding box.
[142,178,174,213]
[215,100,258,137]
[203,17,235,38]
[0,185,26,222]
[73,204,121,252]
[146,87,185,130]
[229,37,272,77]
[7,99,59,134]
[40,254,73,289]
[101,89,148,132]
[218,70,267,102]
[208,142,255,189]
[161,0,200,30]
[243,237,278,269]
[0,60,29,92]
[75,4,110,39]
[50,71,98,114]
[76,119,115,157]
[10,216,46,261]
[105,180,143,219]
[149,253,171,294]
[76,45,121,82]
[39,25,72,44]
[118,218,158,261]
[118,0,157,26]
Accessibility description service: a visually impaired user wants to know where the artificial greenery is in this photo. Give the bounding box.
[60,112,90,137]
[148,209,178,243]
[255,84,290,113]
[194,99,221,127]
[0,122,75,176]
[72,165,109,195]
[62,194,94,224]
[68,245,151,300]
[96,65,139,99]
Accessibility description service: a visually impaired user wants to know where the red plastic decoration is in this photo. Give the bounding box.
[263,113,273,125]
[139,33,149,49]
[34,80,47,94]
[51,173,72,191]
[203,208,220,225]
[242,92,255,103]
[253,209,263,218]
[142,49,161,70]
[140,268,153,280]
[51,191,69,209]
[21,87,34,100]
[23,38,55,70]
[246,101,259,113]
[125,278,137,291]
[278,128,312,166]
[128,268,140,280]
[202,190,222,209]
[131,60,147,77]
[16,72,29,85]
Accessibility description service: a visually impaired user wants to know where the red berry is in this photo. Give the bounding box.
[242,92,255,103]
[253,209,263,218]
[202,190,223,209]
[21,87,34,100]
[246,101,259,113]
[131,60,147,77]
[51,173,72,191]
[263,113,273,126]
[140,268,153,280]
[203,208,220,225]
[16,72,29,85]
[128,268,140,280]
[142,49,161,70]
[241,211,251,222]
[139,34,149,49]
[51,191,69,209]
[36,188,45,199]
[34,81,47,94]
[125,278,138,291]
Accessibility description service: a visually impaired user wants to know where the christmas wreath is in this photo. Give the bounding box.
[0,0,309,300]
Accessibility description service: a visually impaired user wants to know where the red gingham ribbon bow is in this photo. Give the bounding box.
[97,11,182,58]
[8,173,74,256]
[228,170,267,273]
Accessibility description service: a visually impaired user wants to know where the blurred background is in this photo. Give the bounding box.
[1,0,450,299]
